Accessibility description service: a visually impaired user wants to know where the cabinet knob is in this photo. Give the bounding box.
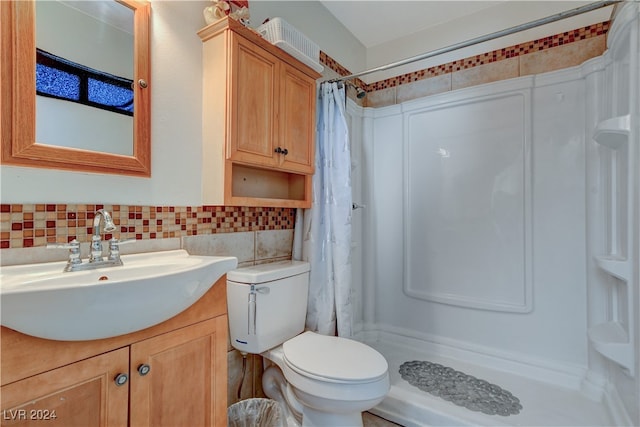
[138,364,151,376]
[282,148,288,155]
[114,373,129,386]
[274,147,282,154]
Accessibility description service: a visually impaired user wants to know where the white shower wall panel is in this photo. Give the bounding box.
[370,107,405,329]
[404,89,532,313]
[368,74,588,367]
[345,103,367,329]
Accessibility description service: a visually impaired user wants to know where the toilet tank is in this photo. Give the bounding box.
[227,260,310,354]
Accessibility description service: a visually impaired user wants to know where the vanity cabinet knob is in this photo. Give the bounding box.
[282,148,288,155]
[114,373,129,386]
[138,364,151,376]
[274,147,282,154]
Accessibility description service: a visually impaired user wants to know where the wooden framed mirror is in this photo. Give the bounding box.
[0,0,151,177]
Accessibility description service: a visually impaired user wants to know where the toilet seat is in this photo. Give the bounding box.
[282,331,388,384]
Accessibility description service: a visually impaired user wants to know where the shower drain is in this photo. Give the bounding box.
[399,360,522,416]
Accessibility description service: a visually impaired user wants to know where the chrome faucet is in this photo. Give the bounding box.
[47,209,133,272]
[90,209,117,262]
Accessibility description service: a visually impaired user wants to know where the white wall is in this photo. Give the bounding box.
[248,1,366,75]
[344,100,367,330]
[586,3,640,422]
[362,69,589,368]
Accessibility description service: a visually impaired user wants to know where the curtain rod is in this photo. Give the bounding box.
[328,0,620,84]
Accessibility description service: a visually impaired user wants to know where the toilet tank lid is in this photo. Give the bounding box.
[227,260,310,284]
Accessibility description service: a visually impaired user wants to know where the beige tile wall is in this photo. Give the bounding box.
[396,73,451,104]
[519,36,606,76]
[363,34,607,108]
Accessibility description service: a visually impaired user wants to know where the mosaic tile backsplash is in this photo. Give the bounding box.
[1,204,295,249]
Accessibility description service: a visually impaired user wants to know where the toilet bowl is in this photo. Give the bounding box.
[227,261,389,426]
[266,331,389,426]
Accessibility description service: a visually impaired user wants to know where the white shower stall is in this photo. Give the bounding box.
[348,3,639,426]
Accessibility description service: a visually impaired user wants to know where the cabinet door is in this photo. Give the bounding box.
[1,347,129,427]
[229,35,279,168]
[129,316,227,427]
[279,62,316,174]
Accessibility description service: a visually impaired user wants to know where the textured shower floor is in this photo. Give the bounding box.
[364,339,614,427]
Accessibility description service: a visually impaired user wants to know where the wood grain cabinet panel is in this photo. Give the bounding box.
[199,18,321,208]
[1,348,129,427]
[130,317,227,427]
[230,37,279,167]
[279,62,316,173]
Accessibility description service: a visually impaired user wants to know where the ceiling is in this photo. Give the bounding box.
[318,1,614,48]
[317,0,615,81]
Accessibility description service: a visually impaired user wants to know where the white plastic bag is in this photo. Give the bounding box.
[227,398,285,427]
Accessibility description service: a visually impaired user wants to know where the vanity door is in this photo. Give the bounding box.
[0,347,129,427]
[129,316,227,427]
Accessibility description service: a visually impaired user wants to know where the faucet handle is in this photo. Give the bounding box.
[46,239,80,250]
[47,239,82,267]
[108,238,135,263]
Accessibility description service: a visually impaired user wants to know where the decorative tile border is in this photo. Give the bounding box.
[320,51,351,79]
[321,21,610,92]
[0,204,295,249]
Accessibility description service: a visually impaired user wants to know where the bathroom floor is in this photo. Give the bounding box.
[366,340,614,427]
[363,412,403,426]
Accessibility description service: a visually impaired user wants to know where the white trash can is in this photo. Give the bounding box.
[227,398,285,427]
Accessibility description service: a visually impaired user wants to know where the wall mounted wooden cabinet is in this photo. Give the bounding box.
[1,277,228,427]
[199,18,321,208]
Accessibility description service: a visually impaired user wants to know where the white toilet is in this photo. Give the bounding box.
[227,261,389,427]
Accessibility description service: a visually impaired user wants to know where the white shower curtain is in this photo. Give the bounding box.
[293,82,353,337]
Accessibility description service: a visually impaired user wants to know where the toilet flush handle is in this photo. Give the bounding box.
[248,287,256,335]
[248,285,270,335]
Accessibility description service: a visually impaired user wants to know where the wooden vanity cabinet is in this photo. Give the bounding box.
[199,18,321,208]
[1,276,228,427]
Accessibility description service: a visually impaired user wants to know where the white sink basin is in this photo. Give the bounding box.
[0,250,237,341]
